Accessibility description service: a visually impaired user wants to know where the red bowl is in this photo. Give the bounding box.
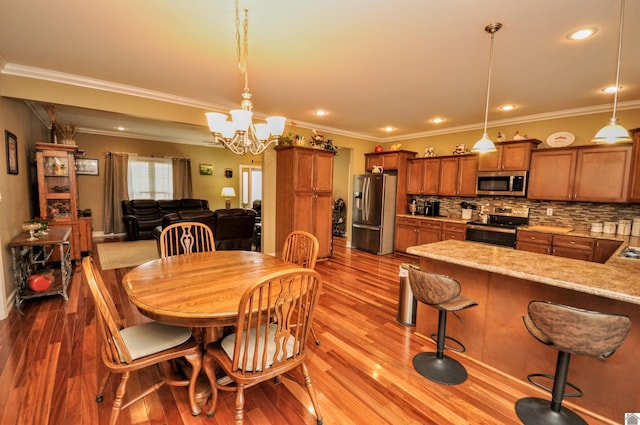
[28,274,52,292]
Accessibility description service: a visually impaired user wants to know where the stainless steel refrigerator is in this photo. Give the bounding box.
[351,173,397,255]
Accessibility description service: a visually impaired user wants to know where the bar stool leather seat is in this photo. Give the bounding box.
[408,268,478,385]
[516,300,631,425]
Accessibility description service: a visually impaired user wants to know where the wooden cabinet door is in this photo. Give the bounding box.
[417,220,442,244]
[442,222,466,241]
[517,240,552,255]
[502,142,534,170]
[527,149,577,200]
[573,145,632,203]
[457,155,479,196]
[314,151,335,193]
[477,146,502,171]
[438,157,460,196]
[292,149,316,192]
[421,159,440,195]
[395,224,418,253]
[552,246,594,262]
[593,239,622,263]
[406,160,424,195]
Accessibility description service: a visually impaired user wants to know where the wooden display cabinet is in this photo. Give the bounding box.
[35,143,83,260]
[275,146,335,259]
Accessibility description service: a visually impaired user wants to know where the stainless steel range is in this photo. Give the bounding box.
[465,205,529,248]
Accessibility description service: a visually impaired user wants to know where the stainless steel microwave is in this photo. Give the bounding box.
[476,171,528,196]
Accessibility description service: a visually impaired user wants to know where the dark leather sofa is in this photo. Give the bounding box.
[154,207,257,251]
[121,198,210,240]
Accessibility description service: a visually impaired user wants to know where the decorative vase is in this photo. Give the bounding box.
[61,139,76,145]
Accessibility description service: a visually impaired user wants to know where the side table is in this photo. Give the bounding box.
[8,226,72,310]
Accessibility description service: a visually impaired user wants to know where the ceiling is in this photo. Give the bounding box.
[1,0,639,145]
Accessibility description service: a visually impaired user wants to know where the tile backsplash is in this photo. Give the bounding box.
[413,195,640,232]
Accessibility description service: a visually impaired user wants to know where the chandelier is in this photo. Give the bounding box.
[471,23,502,153]
[206,1,286,155]
[592,0,631,143]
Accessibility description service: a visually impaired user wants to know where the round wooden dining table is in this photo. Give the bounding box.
[122,250,299,330]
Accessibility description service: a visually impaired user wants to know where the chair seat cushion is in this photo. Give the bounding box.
[119,321,192,361]
[221,323,296,371]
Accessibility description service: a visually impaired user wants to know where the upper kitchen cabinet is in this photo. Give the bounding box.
[528,144,633,203]
[438,154,479,197]
[364,150,416,172]
[406,157,440,195]
[629,128,640,203]
[477,139,541,172]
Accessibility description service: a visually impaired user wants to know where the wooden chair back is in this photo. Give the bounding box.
[230,268,322,377]
[281,231,319,269]
[82,256,134,364]
[160,221,215,258]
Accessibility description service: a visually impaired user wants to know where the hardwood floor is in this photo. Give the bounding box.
[0,237,614,425]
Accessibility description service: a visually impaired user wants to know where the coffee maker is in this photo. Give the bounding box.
[425,200,441,217]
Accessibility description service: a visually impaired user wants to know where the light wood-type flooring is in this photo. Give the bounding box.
[0,237,614,425]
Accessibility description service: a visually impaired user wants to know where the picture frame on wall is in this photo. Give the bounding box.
[76,158,99,175]
[199,163,213,175]
[5,130,18,175]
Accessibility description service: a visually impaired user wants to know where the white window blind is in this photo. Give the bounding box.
[128,156,173,200]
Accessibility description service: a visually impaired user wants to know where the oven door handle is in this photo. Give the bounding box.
[466,224,516,234]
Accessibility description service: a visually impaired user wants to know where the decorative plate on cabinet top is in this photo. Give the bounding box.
[546,131,575,147]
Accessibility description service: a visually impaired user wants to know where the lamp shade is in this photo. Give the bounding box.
[472,134,498,153]
[221,187,236,197]
[592,117,632,143]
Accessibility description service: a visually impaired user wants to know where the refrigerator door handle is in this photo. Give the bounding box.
[352,223,380,231]
[363,177,370,222]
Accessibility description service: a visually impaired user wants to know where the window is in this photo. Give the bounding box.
[240,165,261,208]
[128,156,173,200]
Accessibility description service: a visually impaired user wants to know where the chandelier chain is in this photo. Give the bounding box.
[235,0,250,92]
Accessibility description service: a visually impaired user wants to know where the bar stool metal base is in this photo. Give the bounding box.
[515,397,587,425]
[413,352,468,385]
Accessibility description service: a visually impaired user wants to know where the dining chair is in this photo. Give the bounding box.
[159,221,215,258]
[202,268,324,425]
[282,230,321,344]
[81,257,203,425]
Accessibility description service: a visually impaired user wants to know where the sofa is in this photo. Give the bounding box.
[153,207,257,251]
[121,198,210,240]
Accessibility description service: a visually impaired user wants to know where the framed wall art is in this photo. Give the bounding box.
[76,158,99,175]
[199,163,213,175]
[5,130,18,175]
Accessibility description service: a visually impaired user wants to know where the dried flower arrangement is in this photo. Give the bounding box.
[55,122,78,144]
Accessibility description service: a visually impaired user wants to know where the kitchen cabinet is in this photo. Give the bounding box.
[441,222,466,241]
[406,158,440,195]
[276,146,335,259]
[477,139,541,172]
[365,150,416,171]
[552,234,595,262]
[79,216,93,253]
[516,230,552,255]
[438,154,478,196]
[527,144,632,203]
[593,239,622,264]
[35,143,83,260]
[629,128,640,203]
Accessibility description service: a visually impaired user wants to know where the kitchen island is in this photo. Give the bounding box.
[407,239,640,423]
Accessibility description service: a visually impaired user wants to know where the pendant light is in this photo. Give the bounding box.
[592,0,630,144]
[472,23,502,153]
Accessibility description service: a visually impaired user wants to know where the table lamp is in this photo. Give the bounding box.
[221,187,236,209]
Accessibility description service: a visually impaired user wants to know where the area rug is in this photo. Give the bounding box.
[96,240,159,270]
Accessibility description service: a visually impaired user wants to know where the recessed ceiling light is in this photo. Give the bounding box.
[499,104,516,111]
[383,126,394,132]
[117,126,126,131]
[314,109,327,116]
[567,28,597,40]
[431,118,445,124]
[602,86,622,94]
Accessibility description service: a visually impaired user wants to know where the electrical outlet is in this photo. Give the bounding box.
[546,208,553,216]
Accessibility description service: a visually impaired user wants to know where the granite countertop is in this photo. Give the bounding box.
[406,239,640,305]
[396,214,469,224]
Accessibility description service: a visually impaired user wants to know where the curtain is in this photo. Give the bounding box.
[172,157,193,199]
[103,152,129,234]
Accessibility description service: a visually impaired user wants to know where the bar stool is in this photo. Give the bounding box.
[408,268,478,385]
[516,300,631,425]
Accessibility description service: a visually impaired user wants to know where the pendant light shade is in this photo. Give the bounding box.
[592,0,631,144]
[472,23,502,153]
